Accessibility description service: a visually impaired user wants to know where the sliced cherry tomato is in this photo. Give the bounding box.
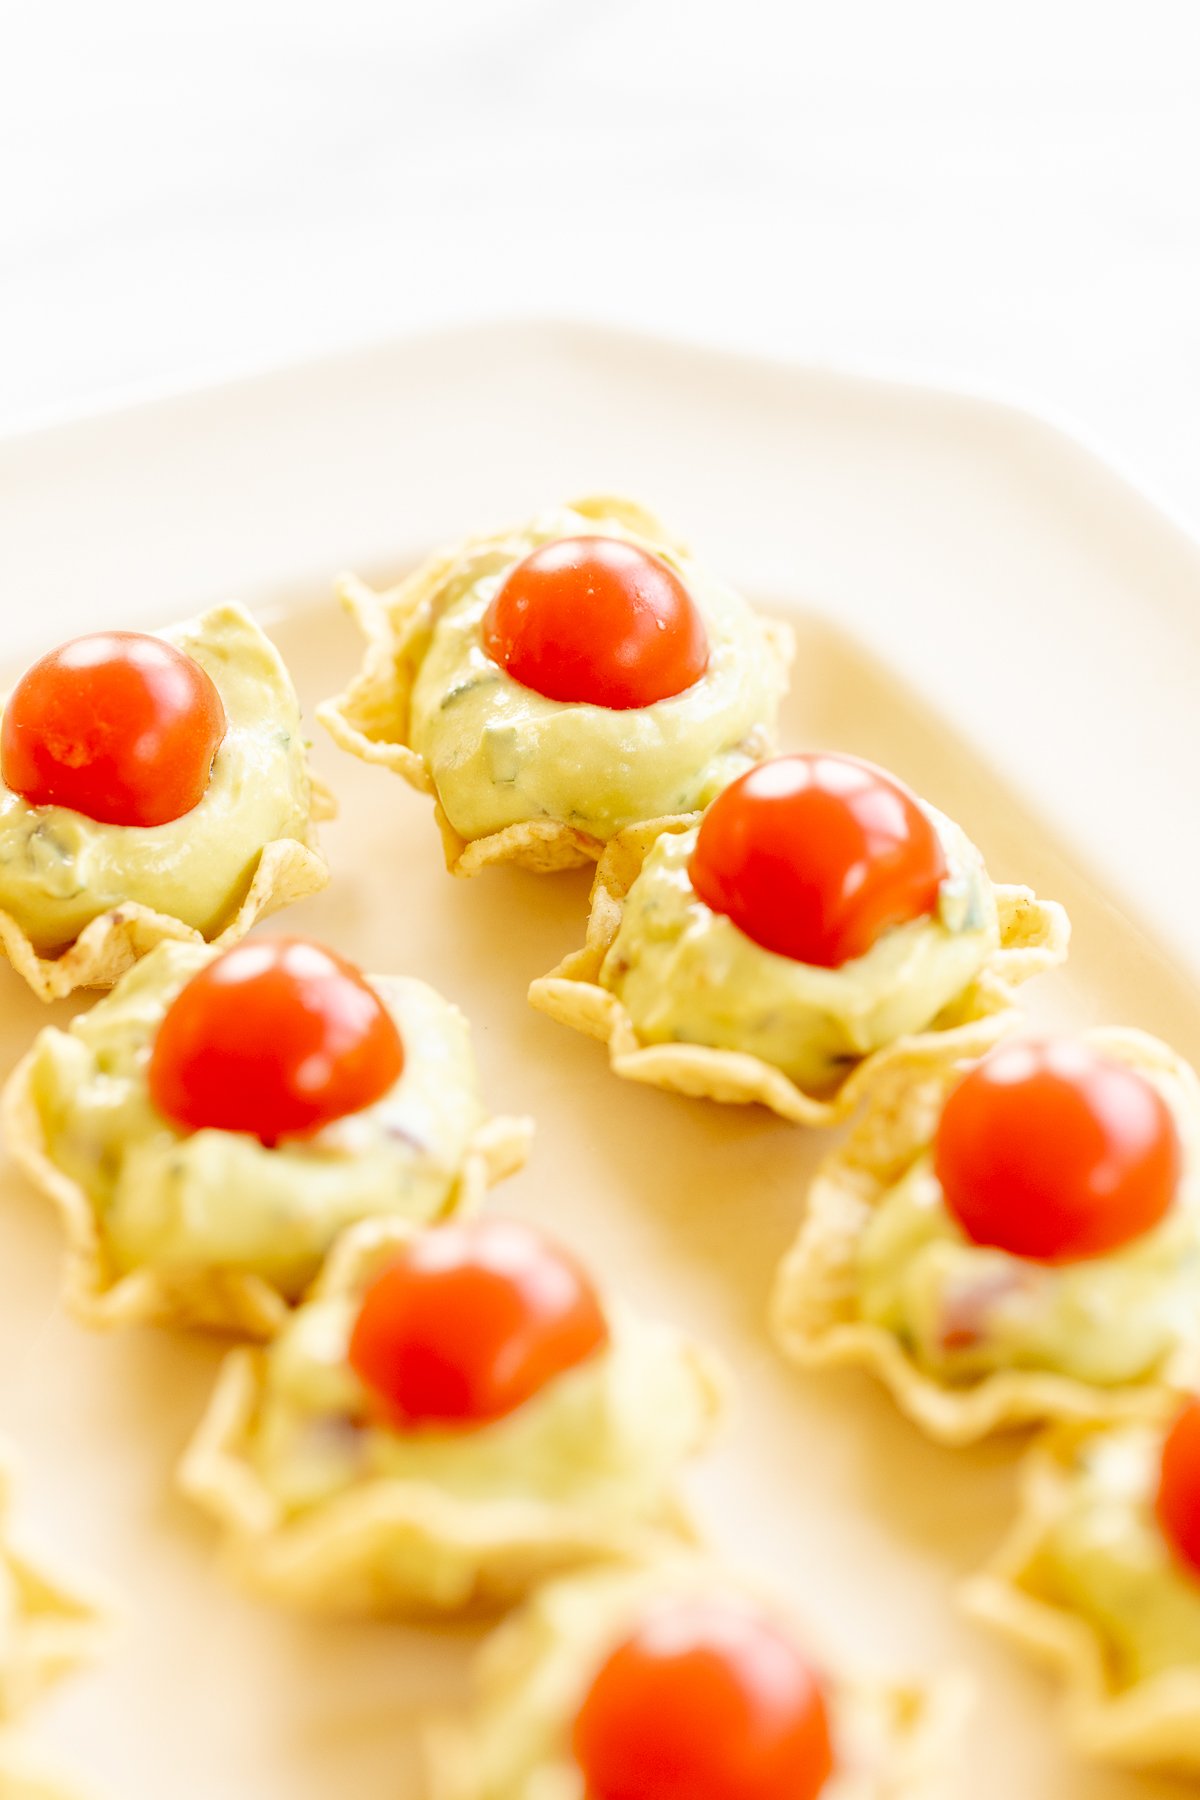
[147,937,404,1147]
[481,535,709,710]
[1,631,226,827]
[572,1595,835,1800]
[347,1217,608,1428]
[1157,1398,1200,1576]
[688,752,947,968]
[935,1038,1181,1262]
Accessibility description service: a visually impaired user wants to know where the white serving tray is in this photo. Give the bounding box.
[1,322,1198,1800]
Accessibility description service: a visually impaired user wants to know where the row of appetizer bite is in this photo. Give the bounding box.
[0,495,1195,1794]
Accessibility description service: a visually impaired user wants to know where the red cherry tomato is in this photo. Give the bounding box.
[1,631,226,827]
[481,535,709,710]
[1157,1399,1200,1576]
[688,752,947,969]
[347,1217,609,1428]
[147,938,404,1148]
[935,1039,1181,1262]
[572,1595,835,1800]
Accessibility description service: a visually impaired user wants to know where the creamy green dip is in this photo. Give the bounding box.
[1031,1425,1200,1685]
[857,1146,1199,1388]
[0,605,315,954]
[250,1297,714,1519]
[599,810,997,1094]
[433,1562,912,1800]
[27,941,485,1296]
[408,507,788,844]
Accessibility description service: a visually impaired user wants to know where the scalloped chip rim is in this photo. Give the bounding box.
[961,1420,1200,1772]
[0,832,330,1003]
[178,1218,726,1615]
[316,497,795,878]
[529,813,1071,1126]
[771,1027,1200,1443]
[422,1557,970,1800]
[2,1032,532,1338]
[0,1443,115,1726]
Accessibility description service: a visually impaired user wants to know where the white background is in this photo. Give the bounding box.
[4,0,1200,525]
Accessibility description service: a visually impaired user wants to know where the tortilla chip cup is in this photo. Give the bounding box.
[179,1218,726,1617]
[529,815,1069,1126]
[771,1027,1200,1443]
[962,1418,1200,1775]
[317,496,793,877]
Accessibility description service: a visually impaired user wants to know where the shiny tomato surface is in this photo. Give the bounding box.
[689,752,947,968]
[1157,1399,1200,1577]
[572,1595,835,1800]
[347,1217,609,1428]
[482,535,709,709]
[1,631,226,826]
[935,1038,1181,1261]
[148,937,404,1147]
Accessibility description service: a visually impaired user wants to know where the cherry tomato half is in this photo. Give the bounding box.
[347,1217,609,1428]
[481,535,709,710]
[934,1038,1181,1262]
[1157,1399,1200,1577]
[572,1595,835,1800]
[688,752,947,969]
[1,631,226,827]
[147,938,404,1147]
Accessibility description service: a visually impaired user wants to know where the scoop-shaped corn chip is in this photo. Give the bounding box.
[962,1418,1200,1774]
[317,497,793,876]
[771,1028,1200,1443]
[2,1015,530,1340]
[0,605,334,1001]
[0,1447,113,1724]
[529,816,1069,1126]
[425,1556,969,1800]
[179,1218,727,1616]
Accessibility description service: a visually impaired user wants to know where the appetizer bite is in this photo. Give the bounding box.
[0,1445,110,1724]
[180,1216,725,1614]
[964,1400,1200,1773]
[318,497,792,874]
[426,1558,961,1799]
[0,605,331,1000]
[530,752,1068,1123]
[3,936,530,1336]
[772,1028,1200,1441]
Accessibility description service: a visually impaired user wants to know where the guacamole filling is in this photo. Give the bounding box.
[408,508,788,844]
[599,810,997,1094]
[0,605,315,955]
[26,941,485,1297]
[248,1298,713,1518]
[436,1563,917,1800]
[1030,1425,1200,1687]
[857,1152,1199,1388]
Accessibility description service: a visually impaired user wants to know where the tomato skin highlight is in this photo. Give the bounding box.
[1,631,226,827]
[1157,1399,1200,1577]
[935,1039,1181,1263]
[347,1217,609,1428]
[572,1596,835,1800]
[147,938,404,1148]
[481,535,709,710]
[688,752,947,969]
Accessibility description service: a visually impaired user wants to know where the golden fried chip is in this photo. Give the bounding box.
[2,1022,531,1340]
[961,1419,1200,1774]
[424,1556,969,1800]
[179,1219,726,1616]
[529,816,1069,1126]
[771,1029,1200,1443]
[317,498,794,876]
